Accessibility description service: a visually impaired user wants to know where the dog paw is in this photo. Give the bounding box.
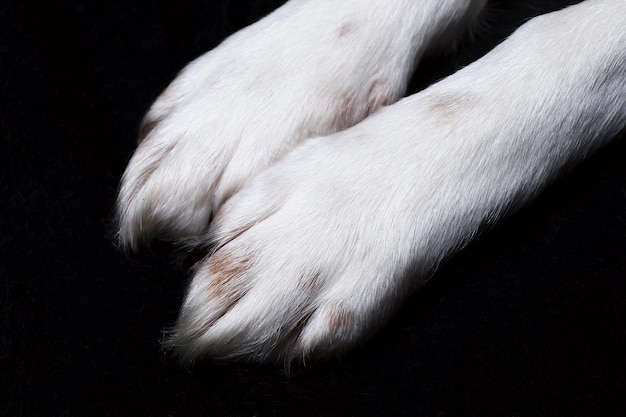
[114,3,423,250]
[165,52,558,361]
[166,106,459,364]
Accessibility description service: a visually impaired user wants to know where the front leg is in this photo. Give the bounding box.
[170,0,625,364]
[115,0,487,250]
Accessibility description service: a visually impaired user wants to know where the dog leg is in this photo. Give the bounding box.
[170,0,625,364]
[116,0,487,250]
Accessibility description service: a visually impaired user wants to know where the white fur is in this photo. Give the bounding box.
[116,0,486,249]
[116,0,625,364]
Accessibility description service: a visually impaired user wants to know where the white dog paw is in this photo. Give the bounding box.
[165,110,451,364]
[115,0,489,250]
[164,58,560,363]
[114,4,422,250]
[163,0,624,364]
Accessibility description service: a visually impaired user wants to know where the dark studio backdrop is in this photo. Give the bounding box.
[2,0,625,416]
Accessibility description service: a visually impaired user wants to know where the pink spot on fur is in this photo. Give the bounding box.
[337,22,356,38]
[330,81,395,131]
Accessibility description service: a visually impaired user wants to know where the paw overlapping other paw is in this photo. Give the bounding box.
[115,20,413,365]
[116,6,403,252]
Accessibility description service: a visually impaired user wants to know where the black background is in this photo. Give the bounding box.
[2,0,625,416]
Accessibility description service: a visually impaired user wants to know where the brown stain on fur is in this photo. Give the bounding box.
[207,251,251,298]
[182,252,252,341]
[327,306,353,330]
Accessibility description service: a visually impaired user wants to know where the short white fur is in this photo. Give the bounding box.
[116,0,625,364]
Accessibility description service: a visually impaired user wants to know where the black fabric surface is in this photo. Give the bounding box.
[2,1,625,416]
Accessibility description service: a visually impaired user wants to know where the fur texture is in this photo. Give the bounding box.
[116,0,625,364]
